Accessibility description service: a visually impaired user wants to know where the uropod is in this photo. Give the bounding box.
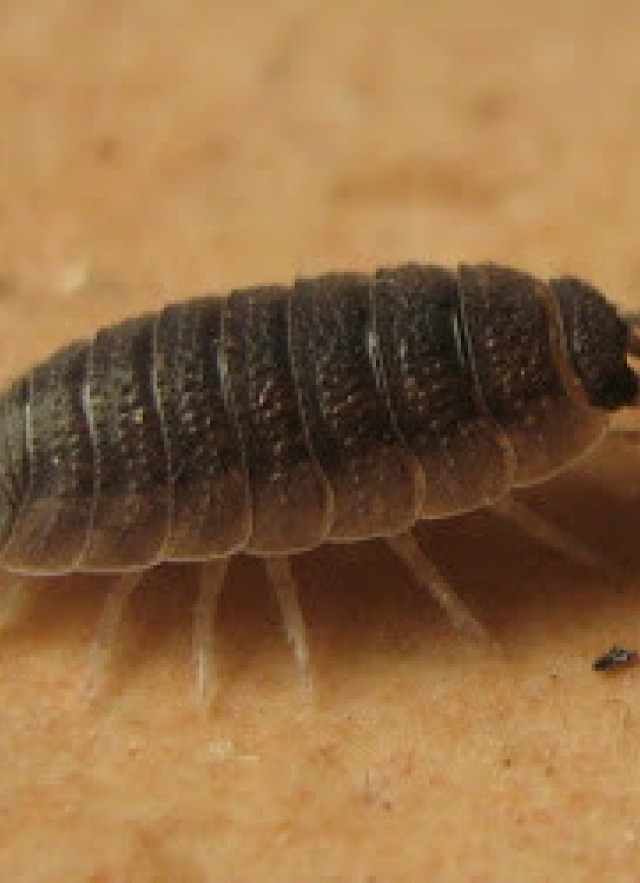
[0,262,637,702]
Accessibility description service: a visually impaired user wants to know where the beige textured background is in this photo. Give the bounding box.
[1,1,640,880]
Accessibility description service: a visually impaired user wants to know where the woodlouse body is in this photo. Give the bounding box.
[0,262,636,577]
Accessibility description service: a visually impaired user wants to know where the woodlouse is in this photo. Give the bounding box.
[0,261,638,701]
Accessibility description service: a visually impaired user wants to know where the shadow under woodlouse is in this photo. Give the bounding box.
[0,261,638,704]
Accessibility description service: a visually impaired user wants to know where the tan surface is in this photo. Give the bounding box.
[1,1,640,880]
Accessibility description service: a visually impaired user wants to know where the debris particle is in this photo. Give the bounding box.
[593,645,639,673]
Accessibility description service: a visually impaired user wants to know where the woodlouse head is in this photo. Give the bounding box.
[550,277,639,410]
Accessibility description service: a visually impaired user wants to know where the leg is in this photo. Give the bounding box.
[263,556,312,689]
[82,571,144,700]
[493,496,606,569]
[192,559,228,707]
[386,530,490,641]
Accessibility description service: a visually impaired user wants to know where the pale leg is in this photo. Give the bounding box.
[192,559,228,707]
[83,571,144,699]
[263,556,312,689]
[493,496,605,569]
[386,531,489,641]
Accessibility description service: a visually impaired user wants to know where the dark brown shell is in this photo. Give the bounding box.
[0,262,634,575]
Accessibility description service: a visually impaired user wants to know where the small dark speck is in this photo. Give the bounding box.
[593,645,639,673]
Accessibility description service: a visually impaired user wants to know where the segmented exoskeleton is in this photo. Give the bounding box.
[0,263,637,700]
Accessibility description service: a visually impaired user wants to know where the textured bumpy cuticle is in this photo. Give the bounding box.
[153,297,250,560]
[290,272,420,540]
[373,264,513,515]
[223,285,331,552]
[0,262,633,574]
